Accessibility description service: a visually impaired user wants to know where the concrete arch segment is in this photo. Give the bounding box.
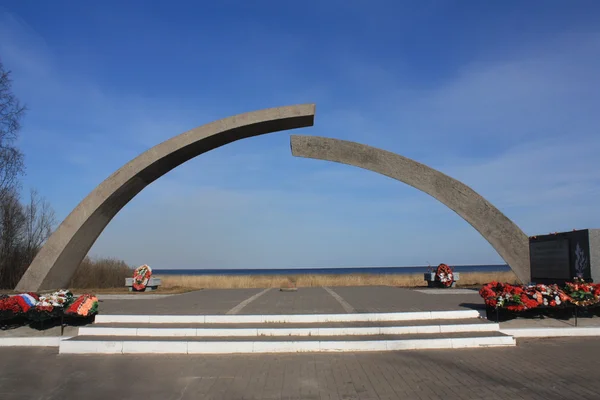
[16,104,316,291]
[290,135,530,283]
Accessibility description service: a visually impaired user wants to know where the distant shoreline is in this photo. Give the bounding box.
[153,264,510,276]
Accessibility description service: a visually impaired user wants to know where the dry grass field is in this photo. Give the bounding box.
[155,271,518,291]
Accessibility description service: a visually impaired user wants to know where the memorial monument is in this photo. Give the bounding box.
[530,229,600,284]
[17,104,534,291]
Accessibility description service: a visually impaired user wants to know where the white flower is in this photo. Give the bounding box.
[543,298,548,305]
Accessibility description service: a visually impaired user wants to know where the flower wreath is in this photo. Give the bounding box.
[65,294,99,317]
[0,292,39,316]
[563,277,599,306]
[435,263,454,288]
[33,289,74,311]
[132,264,152,291]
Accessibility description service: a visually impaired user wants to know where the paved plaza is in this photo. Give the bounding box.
[2,286,600,399]
[95,286,487,315]
[0,337,598,400]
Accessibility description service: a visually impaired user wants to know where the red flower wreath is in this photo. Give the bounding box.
[435,263,454,288]
[132,264,152,291]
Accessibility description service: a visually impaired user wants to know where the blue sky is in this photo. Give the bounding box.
[1,1,599,269]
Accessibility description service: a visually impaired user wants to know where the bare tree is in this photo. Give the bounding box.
[0,61,26,200]
[0,188,26,287]
[22,189,56,265]
[0,189,56,289]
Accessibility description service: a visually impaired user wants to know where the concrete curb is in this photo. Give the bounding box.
[0,336,72,347]
[501,328,600,338]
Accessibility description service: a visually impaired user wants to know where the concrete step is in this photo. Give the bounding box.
[93,309,481,324]
[59,332,515,354]
[80,319,498,337]
[88,318,492,329]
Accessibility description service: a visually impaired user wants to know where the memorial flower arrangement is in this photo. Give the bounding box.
[480,278,600,311]
[0,292,39,318]
[478,282,537,311]
[39,289,74,308]
[27,290,75,321]
[524,283,569,308]
[65,294,98,317]
[562,277,600,306]
[0,290,98,326]
[435,263,454,288]
[132,264,152,291]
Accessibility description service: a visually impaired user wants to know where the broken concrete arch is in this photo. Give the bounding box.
[17,104,531,291]
[290,135,530,283]
[16,104,316,291]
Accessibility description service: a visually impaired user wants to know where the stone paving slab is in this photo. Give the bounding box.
[1,337,600,399]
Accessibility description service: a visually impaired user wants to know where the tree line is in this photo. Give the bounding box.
[0,61,56,288]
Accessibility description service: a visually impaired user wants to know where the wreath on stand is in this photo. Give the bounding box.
[435,263,455,288]
[132,264,152,291]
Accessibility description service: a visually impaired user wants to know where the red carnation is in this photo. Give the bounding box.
[479,287,495,299]
[511,286,524,295]
[520,294,539,310]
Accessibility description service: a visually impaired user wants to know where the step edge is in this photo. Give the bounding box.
[93,310,481,324]
[78,323,500,337]
[58,335,515,354]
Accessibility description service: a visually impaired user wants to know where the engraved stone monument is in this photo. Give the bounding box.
[530,229,600,284]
